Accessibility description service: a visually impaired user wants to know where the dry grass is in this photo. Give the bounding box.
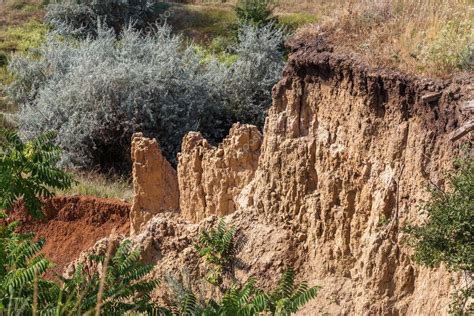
[0,0,46,122]
[312,0,473,75]
[178,0,473,76]
[4,0,468,75]
[55,172,133,202]
[0,0,44,28]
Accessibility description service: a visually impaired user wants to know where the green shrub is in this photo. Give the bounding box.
[174,268,319,315]
[195,219,236,286]
[0,52,8,67]
[235,0,276,27]
[420,19,474,72]
[407,156,473,314]
[0,130,74,217]
[408,157,473,271]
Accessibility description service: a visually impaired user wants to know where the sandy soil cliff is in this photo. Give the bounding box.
[130,133,179,234]
[84,35,473,315]
[233,35,472,315]
[178,123,262,222]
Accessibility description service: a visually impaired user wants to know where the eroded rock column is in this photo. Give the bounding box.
[130,133,179,235]
[177,123,262,222]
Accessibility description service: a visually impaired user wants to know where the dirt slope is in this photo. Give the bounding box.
[10,196,130,277]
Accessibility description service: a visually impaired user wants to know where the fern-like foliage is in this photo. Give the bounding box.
[43,239,165,315]
[0,218,57,315]
[0,227,168,315]
[193,220,318,314]
[268,268,320,315]
[0,130,74,217]
[168,289,200,316]
[172,270,319,316]
[215,278,267,316]
[195,219,236,286]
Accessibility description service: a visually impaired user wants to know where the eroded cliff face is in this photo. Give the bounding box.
[178,123,262,222]
[235,36,472,314]
[174,36,470,313]
[75,36,472,315]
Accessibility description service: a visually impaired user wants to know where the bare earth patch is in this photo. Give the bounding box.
[9,196,130,277]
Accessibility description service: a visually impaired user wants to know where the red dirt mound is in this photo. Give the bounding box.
[9,196,130,277]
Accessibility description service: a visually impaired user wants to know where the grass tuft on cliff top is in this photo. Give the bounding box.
[294,0,473,75]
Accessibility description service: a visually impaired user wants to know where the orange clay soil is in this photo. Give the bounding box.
[9,196,130,277]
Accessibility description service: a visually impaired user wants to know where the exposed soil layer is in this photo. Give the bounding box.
[9,196,130,277]
[100,33,472,315]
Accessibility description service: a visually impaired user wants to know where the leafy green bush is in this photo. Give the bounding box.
[174,268,319,315]
[408,157,473,271]
[0,52,8,67]
[407,156,473,314]
[235,0,276,27]
[45,0,166,37]
[0,130,74,217]
[195,219,236,285]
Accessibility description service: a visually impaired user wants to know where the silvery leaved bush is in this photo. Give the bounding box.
[45,0,164,37]
[9,23,284,172]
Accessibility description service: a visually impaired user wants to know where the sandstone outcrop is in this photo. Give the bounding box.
[178,123,262,222]
[130,133,179,235]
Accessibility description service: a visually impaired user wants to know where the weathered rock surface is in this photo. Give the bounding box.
[237,35,473,315]
[130,133,179,235]
[178,123,262,222]
[70,35,473,315]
